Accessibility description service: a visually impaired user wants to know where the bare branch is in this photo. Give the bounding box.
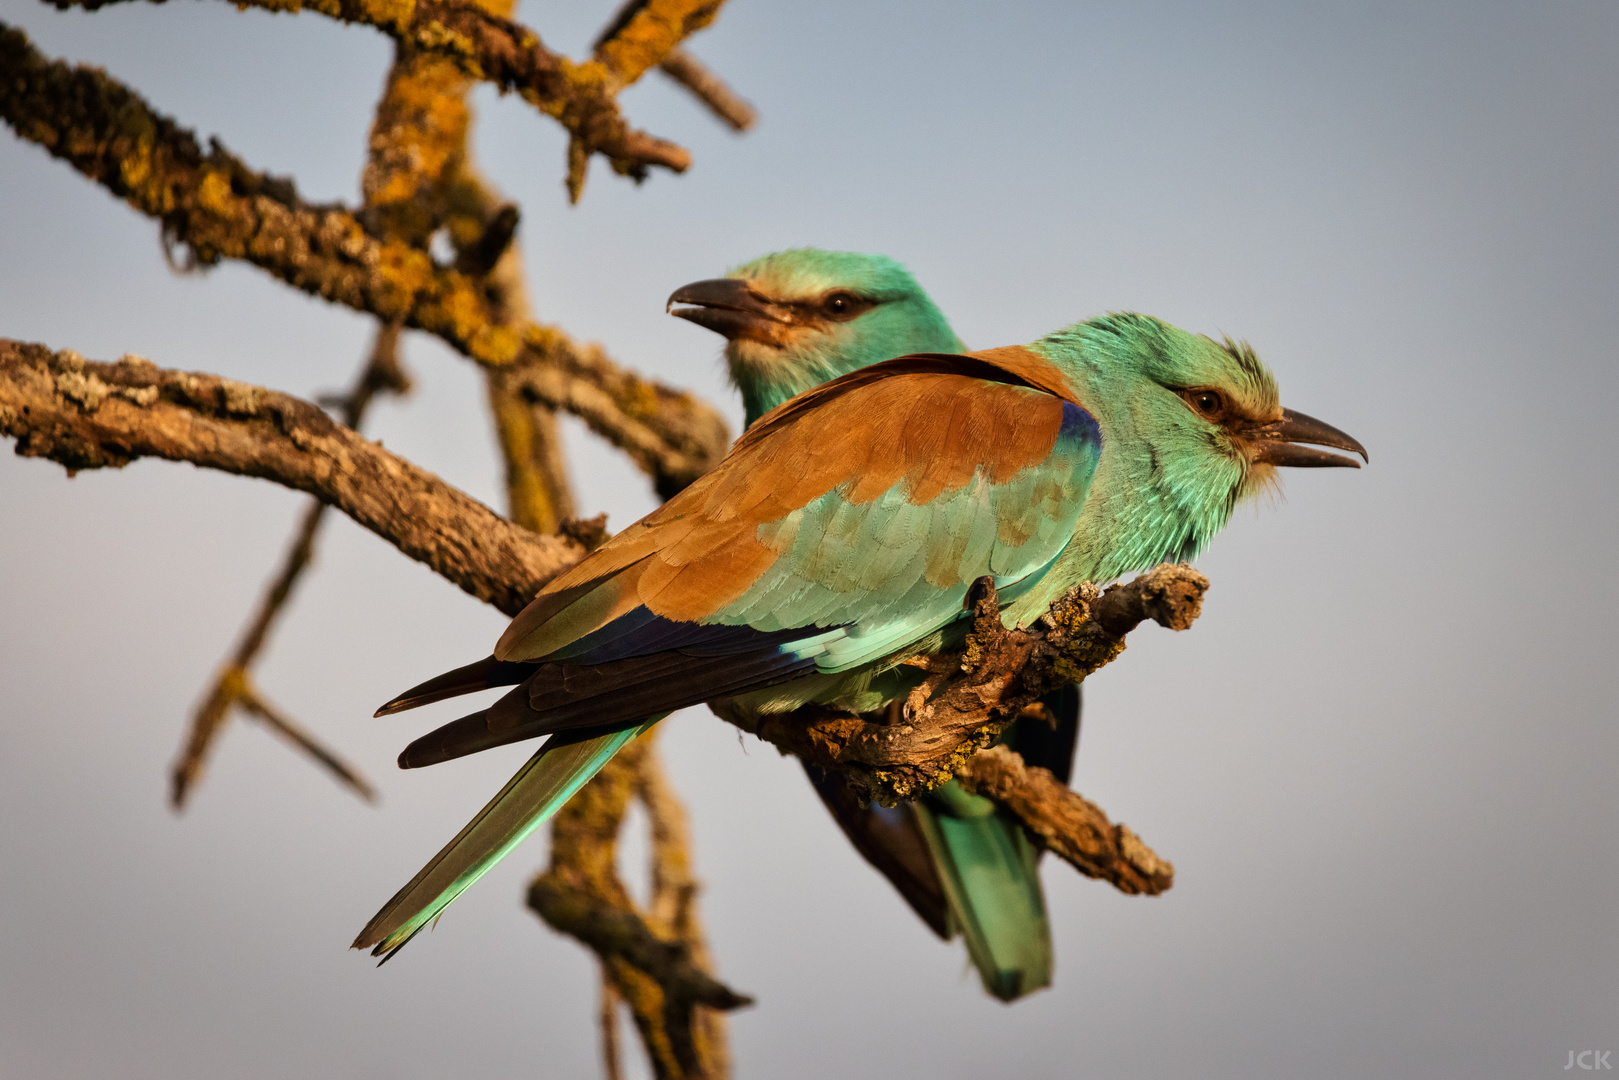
[0,24,732,495]
[637,744,731,1078]
[591,0,726,89]
[0,339,584,616]
[235,679,379,804]
[658,50,756,132]
[593,1,753,133]
[955,746,1173,895]
[600,975,626,1080]
[170,324,409,808]
[505,333,725,500]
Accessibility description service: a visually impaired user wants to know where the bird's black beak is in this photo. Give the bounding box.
[667,278,790,344]
[1244,408,1368,468]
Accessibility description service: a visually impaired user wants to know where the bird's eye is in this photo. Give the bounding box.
[1181,387,1228,420]
[821,292,866,321]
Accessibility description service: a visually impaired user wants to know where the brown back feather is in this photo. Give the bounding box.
[495,349,1081,659]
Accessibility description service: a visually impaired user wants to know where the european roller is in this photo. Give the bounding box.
[354,303,1366,971]
[668,248,1082,1001]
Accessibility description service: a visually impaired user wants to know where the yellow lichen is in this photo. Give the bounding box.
[1051,633,1126,686]
[412,22,482,72]
[595,0,723,87]
[195,168,234,216]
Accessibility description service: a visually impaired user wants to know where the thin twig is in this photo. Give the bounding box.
[236,681,379,803]
[169,324,408,808]
[659,50,755,131]
[600,972,625,1080]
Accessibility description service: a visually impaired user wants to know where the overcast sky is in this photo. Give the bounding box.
[1,1,1615,1078]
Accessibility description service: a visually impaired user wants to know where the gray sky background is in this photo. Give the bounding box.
[1,1,1615,1077]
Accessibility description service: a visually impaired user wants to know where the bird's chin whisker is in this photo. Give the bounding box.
[1236,462,1283,509]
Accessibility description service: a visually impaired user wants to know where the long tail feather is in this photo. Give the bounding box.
[352,717,662,961]
[916,782,1052,1002]
[802,762,952,939]
[373,655,534,717]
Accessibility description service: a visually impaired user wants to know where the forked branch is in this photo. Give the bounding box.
[41,0,734,192]
[0,24,731,495]
[169,324,410,808]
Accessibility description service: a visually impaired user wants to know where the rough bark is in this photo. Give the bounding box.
[41,0,728,193]
[955,746,1174,895]
[735,566,1211,804]
[2,334,1189,820]
[3,332,1189,897]
[529,729,748,1080]
[169,323,407,808]
[0,23,732,496]
[0,339,582,616]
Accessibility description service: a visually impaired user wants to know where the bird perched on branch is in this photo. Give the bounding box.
[355,299,1366,968]
[668,248,1081,1001]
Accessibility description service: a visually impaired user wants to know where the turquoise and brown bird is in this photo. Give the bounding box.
[354,302,1366,976]
[668,248,1082,1001]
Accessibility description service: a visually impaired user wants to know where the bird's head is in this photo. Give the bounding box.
[668,248,964,424]
[1044,312,1366,574]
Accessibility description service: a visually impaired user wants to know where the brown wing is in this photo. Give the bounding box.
[495,348,1082,662]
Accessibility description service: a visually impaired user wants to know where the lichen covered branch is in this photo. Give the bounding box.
[0,24,731,494]
[955,746,1173,895]
[592,0,754,133]
[529,729,748,1080]
[0,339,584,616]
[42,0,721,190]
[734,564,1210,806]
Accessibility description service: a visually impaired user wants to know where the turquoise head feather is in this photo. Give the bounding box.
[1030,311,1360,593]
[669,248,964,424]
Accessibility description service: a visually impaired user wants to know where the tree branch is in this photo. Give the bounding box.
[658,50,755,132]
[592,0,755,133]
[636,740,733,1079]
[0,23,732,495]
[727,565,1210,804]
[169,323,409,808]
[0,339,583,616]
[529,730,749,1080]
[2,335,1189,907]
[40,0,730,193]
[234,677,379,803]
[955,746,1173,895]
